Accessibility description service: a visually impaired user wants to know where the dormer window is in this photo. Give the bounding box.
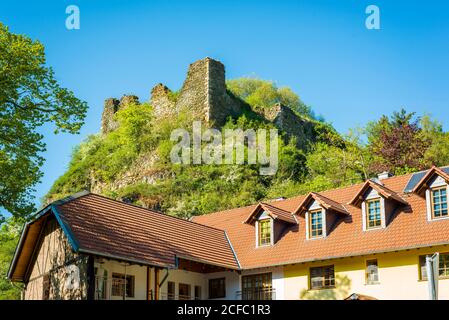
[349,179,408,231]
[431,186,448,219]
[244,202,297,248]
[309,209,324,238]
[366,198,382,229]
[294,192,350,240]
[409,166,449,222]
[258,219,272,246]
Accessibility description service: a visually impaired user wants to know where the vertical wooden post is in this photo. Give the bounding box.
[146,266,151,300]
[154,267,160,300]
[87,255,95,300]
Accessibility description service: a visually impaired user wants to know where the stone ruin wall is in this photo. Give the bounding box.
[101,95,140,134]
[101,57,317,148]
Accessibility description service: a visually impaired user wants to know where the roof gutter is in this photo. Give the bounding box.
[78,248,173,269]
[240,241,449,271]
[175,254,240,271]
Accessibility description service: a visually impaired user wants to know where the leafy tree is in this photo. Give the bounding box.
[0,23,87,218]
[420,115,449,167]
[227,78,313,118]
[0,218,23,300]
[366,109,431,175]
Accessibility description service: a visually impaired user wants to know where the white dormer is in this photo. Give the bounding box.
[425,175,449,221]
[244,202,297,248]
[410,166,449,222]
[293,192,350,240]
[361,189,386,231]
[305,200,327,240]
[255,212,274,247]
[349,179,408,231]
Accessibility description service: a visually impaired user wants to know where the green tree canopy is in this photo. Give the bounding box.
[0,218,22,300]
[227,78,314,118]
[0,23,87,219]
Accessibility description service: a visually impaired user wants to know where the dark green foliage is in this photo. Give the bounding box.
[0,218,23,300]
[0,23,87,218]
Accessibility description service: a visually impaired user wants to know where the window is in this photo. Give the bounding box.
[366,199,382,229]
[241,273,273,300]
[209,278,226,299]
[167,281,175,300]
[365,260,379,285]
[178,283,191,300]
[111,273,135,298]
[309,210,323,238]
[194,286,202,300]
[310,265,335,290]
[419,253,449,280]
[258,219,272,246]
[431,187,448,219]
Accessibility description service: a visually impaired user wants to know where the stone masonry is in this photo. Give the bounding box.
[101,57,319,149]
[101,95,140,134]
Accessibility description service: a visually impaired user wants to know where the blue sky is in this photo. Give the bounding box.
[1,0,448,213]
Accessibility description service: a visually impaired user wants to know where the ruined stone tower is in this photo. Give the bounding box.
[150,57,249,127]
[101,95,140,134]
[100,57,321,149]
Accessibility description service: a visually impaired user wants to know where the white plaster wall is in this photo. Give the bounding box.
[95,259,147,300]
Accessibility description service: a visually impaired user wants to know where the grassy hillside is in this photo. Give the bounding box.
[45,79,358,217]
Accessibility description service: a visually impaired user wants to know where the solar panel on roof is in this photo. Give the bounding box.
[404,166,449,193]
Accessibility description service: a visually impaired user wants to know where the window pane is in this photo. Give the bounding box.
[310,266,334,289]
[366,199,382,229]
[432,188,448,218]
[209,278,226,299]
[309,210,323,238]
[366,260,379,284]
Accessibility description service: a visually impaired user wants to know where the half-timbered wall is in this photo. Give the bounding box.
[24,217,89,300]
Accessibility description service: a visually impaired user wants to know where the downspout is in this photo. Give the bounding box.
[157,257,178,299]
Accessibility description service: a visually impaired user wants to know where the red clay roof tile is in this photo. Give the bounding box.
[193,170,449,269]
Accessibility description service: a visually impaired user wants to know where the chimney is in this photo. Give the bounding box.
[378,171,393,180]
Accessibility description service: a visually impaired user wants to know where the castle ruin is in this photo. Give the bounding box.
[101,57,319,148]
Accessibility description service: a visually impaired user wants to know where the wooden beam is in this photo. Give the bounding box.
[87,255,95,300]
[154,267,160,300]
[146,266,151,300]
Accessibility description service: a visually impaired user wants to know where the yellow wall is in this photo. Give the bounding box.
[284,245,449,300]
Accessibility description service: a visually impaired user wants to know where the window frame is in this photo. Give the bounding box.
[258,218,272,247]
[308,209,324,239]
[111,273,135,298]
[365,198,383,230]
[365,259,380,285]
[430,186,448,220]
[208,278,226,299]
[194,285,202,300]
[419,253,449,281]
[167,281,175,300]
[241,273,273,300]
[178,283,191,300]
[309,265,335,290]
